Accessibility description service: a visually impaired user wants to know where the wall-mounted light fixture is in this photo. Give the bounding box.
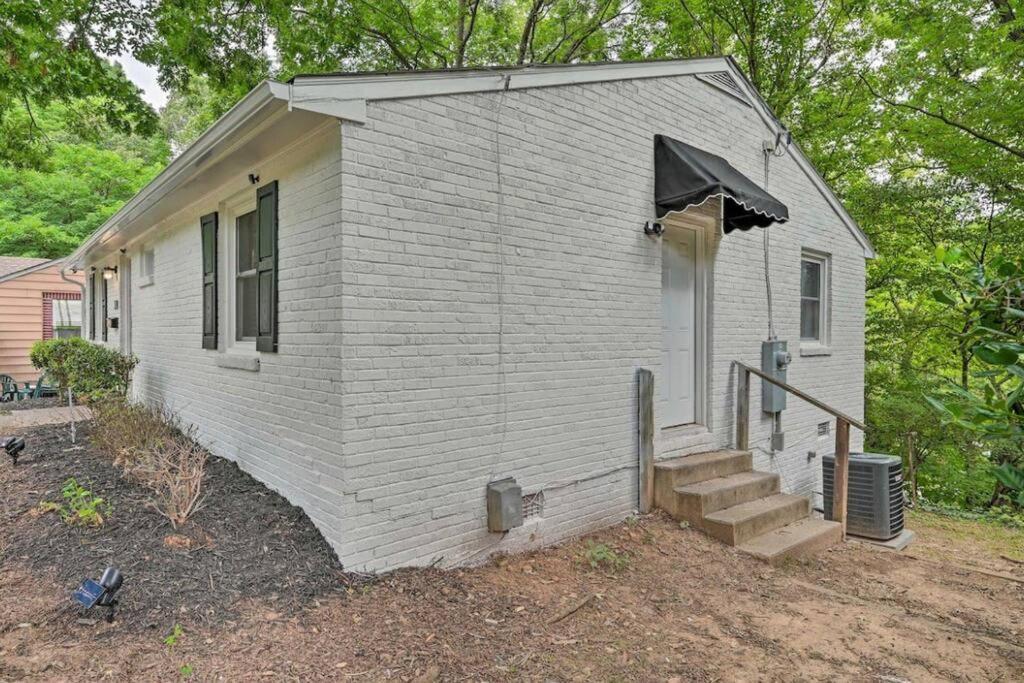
[102,266,118,280]
[248,173,260,185]
[643,221,664,237]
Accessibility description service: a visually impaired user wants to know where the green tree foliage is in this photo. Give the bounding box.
[927,252,1024,506]
[0,100,168,258]
[0,1,158,154]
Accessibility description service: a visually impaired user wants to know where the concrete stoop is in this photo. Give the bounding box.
[654,450,842,566]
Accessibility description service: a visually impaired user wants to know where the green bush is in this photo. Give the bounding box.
[30,337,138,401]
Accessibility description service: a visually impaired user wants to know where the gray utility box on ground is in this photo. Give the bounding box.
[823,452,905,540]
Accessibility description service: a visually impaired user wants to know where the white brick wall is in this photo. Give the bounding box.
[85,72,865,573]
[334,74,865,570]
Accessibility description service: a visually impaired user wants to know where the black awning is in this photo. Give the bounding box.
[654,134,789,233]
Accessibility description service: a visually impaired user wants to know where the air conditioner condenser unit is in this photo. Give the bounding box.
[822,452,904,540]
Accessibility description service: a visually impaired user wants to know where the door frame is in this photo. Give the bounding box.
[660,210,714,430]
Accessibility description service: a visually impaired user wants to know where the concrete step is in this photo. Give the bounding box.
[737,518,843,566]
[703,494,810,546]
[664,471,780,521]
[655,450,752,487]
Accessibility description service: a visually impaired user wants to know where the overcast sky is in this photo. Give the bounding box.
[115,55,168,110]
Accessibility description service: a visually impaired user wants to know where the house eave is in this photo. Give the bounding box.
[66,81,299,269]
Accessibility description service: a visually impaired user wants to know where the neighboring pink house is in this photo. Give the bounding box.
[0,257,84,382]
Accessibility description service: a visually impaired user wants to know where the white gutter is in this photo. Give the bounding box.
[59,263,87,335]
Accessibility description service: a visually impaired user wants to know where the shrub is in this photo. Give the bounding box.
[90,400,208,528]
[30,338,138,401]
[91,399,178,474]
[38,477,111,527]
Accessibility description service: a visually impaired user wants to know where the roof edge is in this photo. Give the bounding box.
[66,81,291,269]
[0,258,62,284]
[722,57,875,259]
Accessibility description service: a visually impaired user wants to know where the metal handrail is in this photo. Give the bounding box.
[732,362,867,432]
[732,360,866,538]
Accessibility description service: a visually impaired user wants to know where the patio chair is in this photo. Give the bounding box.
[24,372,57,399]
[0,374,24,402]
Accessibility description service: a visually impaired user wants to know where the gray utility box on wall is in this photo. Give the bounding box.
[486,478,523,532]
[823,452,905,540]
[760,340,791,413]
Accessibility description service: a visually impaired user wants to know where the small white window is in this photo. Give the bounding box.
[138,247,155,286]
[800,251,830,344]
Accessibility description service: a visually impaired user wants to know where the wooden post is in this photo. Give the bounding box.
[833,417,850,538]
[637,368,655,513]
[907,431,918,505]
[736,366,750,451]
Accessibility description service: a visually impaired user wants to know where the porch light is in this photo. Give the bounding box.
[73,567,124,622]
[102,266,117,280]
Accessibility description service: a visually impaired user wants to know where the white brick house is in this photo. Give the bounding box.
[65,57,872,571]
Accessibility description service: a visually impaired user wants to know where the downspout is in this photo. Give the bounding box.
[60,266,87,335]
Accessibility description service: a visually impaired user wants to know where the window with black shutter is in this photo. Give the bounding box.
[255,181,278,353]
[201,212,218,349]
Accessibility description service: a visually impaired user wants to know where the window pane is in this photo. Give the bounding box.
[801,299,820,340]
[237,274,258,340]
[801,260,821,298]
[237,211,258,272]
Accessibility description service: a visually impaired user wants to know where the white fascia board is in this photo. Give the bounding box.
[290,57,729,103]
[66,81,291,269]
[722,59,875,259]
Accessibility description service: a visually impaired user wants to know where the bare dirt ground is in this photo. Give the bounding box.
[2,423,1024,681]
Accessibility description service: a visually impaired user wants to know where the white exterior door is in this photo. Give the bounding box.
[662,225,698,427]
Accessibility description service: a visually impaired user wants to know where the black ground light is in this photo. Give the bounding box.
[73,568,124,622]
[1,436,25,465]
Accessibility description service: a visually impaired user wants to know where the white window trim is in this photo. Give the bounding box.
[800,249,831,355]
[222,188,258,356]
[137,246,155,287]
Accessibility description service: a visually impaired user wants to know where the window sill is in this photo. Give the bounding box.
[800,343,832,357]
[138,275,155,288]
[215,353,260,372]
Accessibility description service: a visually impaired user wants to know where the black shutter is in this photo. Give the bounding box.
[201,212,218,350]
[101,275,108,342]
[256,181,278,353]
[88,272,96,340]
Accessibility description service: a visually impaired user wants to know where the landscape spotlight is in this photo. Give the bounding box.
[73,567,124,623]
[1,436,25,465]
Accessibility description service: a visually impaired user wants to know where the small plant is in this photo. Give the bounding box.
[164,623,185,649]
[179,663,194,679]
[582,540,629,573]
[39,478,111,527]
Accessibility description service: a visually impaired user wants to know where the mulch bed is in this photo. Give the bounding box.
[0,421,350,633]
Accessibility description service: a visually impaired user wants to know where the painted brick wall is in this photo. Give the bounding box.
[335,74,866,571]
[87,123,351,552]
